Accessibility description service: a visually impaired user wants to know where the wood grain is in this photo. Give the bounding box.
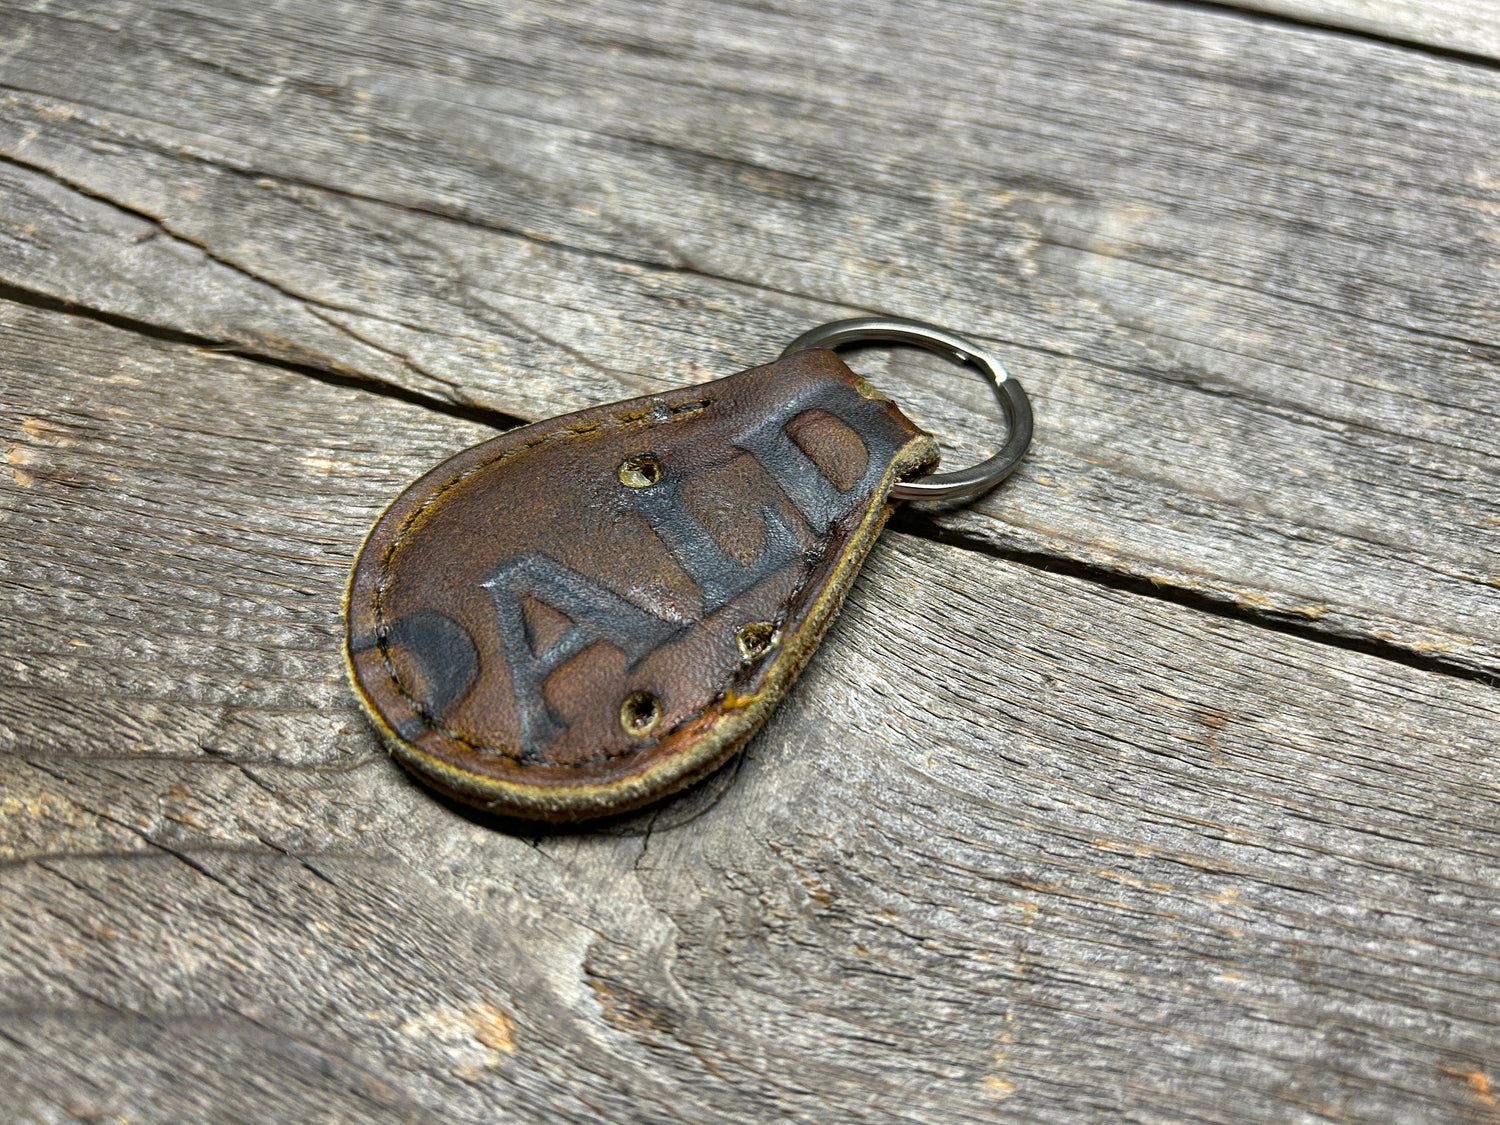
[0,0,1496,676]
[1227,0,1500,59]
[3,298,1498,1123]
[2,0,1499,1120]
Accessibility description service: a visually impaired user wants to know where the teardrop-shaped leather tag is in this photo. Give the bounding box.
[345,349,938,820]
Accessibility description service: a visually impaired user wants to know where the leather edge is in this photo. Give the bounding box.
[345,424,939,822]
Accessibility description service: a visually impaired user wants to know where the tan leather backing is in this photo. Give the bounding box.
[345,349,938,820]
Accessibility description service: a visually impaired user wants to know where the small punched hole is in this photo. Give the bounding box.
[617,453,663,488]
[620,690,662,736]
[736,620,779,661]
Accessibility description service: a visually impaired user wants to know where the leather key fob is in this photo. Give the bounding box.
[345,349,938,821]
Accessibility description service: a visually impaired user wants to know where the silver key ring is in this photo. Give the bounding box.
[780,316,1034,504]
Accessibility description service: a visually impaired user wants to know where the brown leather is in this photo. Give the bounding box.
[344,349,938,821]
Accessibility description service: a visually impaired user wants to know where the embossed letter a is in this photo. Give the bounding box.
[482,554,679,756]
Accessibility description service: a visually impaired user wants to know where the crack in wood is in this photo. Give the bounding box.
[888,514,1497,687]
[1149,0,1500,69]
[4,269,1480,685]
[0,280,524,433]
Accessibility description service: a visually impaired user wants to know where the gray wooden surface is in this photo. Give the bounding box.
[1,1,1496,1122]
[1232,0,1500,60]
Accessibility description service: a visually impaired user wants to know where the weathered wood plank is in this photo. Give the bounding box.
[0,317,490,766]
[1228,0,1500,59]
[3,302,1498,1123]
[0,0,1496,674]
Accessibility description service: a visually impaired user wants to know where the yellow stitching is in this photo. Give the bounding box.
[370,390,869,771]
[372,395,778,769]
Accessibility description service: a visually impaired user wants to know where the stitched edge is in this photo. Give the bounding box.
[374,426,939,820]
[371,395,774,768]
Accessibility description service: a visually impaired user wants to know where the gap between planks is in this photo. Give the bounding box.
[0,279,525,434]
[0,142,855,336]
[1,282,1489,694]
[1139,0,1500,69]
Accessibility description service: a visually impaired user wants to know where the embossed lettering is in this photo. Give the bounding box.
[483,554,680,755]
[629,473,802,614]
[380,610,479,721]
[734,381,902,534]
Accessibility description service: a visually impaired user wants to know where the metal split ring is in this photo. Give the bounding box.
[780,316,1033,504]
